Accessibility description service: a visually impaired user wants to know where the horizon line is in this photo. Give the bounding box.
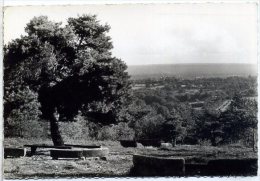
[127,62,258,66]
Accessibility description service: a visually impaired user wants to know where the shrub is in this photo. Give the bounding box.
[4,87,47,138]
[59,115,90,141]
[97,122,135,141]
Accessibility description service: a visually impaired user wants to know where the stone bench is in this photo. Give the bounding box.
[207,158,258,176]
[50,147,109,160]
[132,154,185,176]
[4,148,26,158]
[24,144,72,156]
[185,163,208,176]
[160,143,172,148]
[120,140,137,147]
[50,149,84,160]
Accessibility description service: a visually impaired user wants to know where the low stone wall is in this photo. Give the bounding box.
[185,163,208,176]
[206,158,258,176]
[131,155,257,176]
[132,154,185,176]
[4,148,26,158]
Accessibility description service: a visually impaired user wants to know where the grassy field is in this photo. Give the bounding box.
[3,138,257,179]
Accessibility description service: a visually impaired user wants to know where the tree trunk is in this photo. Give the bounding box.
[210,136,217,146]
[253,129,256,152]
[49,113,64,146]
[172,138,176,147]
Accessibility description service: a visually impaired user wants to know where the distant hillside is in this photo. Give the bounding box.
[127,64,257,79]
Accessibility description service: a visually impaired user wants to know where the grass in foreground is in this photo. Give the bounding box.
[3,138,257,178]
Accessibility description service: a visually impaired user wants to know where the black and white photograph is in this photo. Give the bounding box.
[2,0,258,179]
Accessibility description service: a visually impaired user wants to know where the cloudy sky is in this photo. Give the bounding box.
[4,3,258,65]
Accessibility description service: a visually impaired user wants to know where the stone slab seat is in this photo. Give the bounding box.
[82,147,109,158]
[50,149,84,160]
[132,154,185,176]
[160,143,172,149]
[207,158,258,176]
[64,144,101,148]
[24,144,72,156]
[4,148,26,158]
[119,140,137,147]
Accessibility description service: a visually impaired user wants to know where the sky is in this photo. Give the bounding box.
[3,3,258,65]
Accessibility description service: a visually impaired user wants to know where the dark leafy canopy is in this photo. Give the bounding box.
[4,15,131,125]
[194,93,257,146]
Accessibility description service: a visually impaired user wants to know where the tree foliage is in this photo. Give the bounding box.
[4,15,131,145]
[194,93,257,146]
[219,94,257,143]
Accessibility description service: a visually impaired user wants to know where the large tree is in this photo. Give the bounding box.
[4,15,131,146]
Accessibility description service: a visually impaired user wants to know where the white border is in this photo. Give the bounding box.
[1,0,259,181]
[3,0,260,6]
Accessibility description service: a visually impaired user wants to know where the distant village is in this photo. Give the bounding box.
[131,75,257,115]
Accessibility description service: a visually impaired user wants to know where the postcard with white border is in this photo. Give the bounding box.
[2,0,259,179]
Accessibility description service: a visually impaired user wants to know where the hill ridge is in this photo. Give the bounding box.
[127,63,257,79]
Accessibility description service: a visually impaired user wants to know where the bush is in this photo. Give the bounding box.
[59,115,90,141]
[4,87,47,138]
[134,114,165,139]
[97,122,135,141]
